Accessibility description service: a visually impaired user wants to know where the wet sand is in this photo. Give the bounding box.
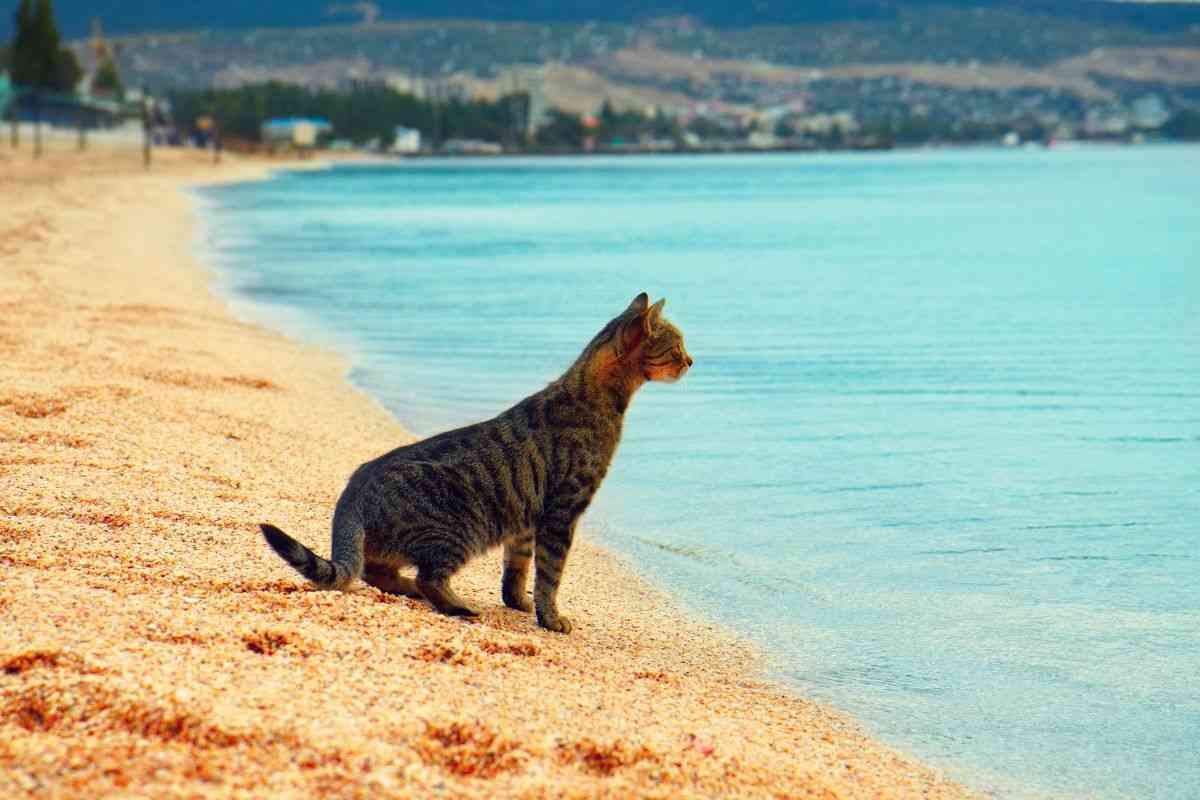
[0,145,978,798]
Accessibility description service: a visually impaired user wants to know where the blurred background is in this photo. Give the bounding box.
[3,0,1200,156]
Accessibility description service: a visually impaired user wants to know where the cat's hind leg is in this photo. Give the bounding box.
[405,528,480,617]
[408,541,478,617]
[362,562,422,598]
[416,570,480,617]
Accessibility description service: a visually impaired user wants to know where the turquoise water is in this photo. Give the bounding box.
[198,147,1200,799]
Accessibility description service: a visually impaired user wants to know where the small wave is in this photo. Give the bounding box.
[1034,555,1111,562]
[989,403,1079,412]
[804,661,944,696]
[628,535,719,564]
[1024,522,1140,530]
[917,547,1010,556]
[885,515,992,529]
[821,481,935,494]
[1082,436,1191,444]
[239,284,314,300]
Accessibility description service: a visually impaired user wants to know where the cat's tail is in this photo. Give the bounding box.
[260,515,363,590]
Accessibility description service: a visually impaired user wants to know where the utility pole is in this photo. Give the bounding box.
[4,80,16,148]
[141,94,151,169]
[32,92,42,159]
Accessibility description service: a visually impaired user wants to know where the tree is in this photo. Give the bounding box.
[650,110,680,141]
[10,0,79,92]
[93,54,122,97]
[825,121,846,148]
[688,115,735,143]
[1162,109,1200,140]
[535,108,584,150]
[9,0,35,82]
[599,99,616,127]
[52,42,80,91]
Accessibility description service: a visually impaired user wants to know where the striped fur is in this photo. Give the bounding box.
[260,293,692,633]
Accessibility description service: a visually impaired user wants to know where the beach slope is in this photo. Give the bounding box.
[0,147,976,799]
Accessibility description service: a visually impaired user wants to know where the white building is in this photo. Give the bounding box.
[442,138,503,155]
[1131,95,1169,130]
[747,130,778,149]
[500,64,548,137]
[386,74,427,98]
[391,126,421,154]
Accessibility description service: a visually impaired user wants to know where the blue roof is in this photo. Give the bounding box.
[262,117,332,129]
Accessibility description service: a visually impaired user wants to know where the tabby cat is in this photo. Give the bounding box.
[261,293,692,633]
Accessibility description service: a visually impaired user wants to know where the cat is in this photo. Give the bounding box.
[261,292,692,633]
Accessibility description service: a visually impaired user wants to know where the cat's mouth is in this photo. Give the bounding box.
[643,361,689,383]
[654,367,687,383]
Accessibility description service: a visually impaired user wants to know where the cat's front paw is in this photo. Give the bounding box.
[537,614,573,634]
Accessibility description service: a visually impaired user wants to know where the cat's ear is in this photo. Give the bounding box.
[619,296,663,356]
[619,314,646,356]
[618,299,651,356]
[617,293,654,357]
[645,298,666,332]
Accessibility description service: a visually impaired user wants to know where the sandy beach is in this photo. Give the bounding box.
[0,145,977,798]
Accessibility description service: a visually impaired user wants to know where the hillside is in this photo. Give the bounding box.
[8,0,1200,40]
[63,10,1200,133]
[8,3,1199,142]
[76,9,1200,86]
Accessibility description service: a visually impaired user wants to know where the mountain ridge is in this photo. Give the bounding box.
[7,0,1200,39]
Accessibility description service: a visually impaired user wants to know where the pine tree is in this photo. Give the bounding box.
[599,99,616,126]
[9,0,36,84]
[10,0,79,92]
[53,46,80,92]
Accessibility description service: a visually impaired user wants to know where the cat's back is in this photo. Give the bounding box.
[361,419,491,475]
[351,400,542,487]
[341,401,549,536]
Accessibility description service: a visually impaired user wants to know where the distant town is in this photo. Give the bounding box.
[4,7,1200,157]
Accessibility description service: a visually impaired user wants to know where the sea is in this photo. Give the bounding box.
[195,146,1200,799]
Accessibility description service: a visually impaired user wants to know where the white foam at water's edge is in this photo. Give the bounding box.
[188,187,374,376]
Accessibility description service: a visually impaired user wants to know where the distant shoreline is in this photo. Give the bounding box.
[302,136,1187,163]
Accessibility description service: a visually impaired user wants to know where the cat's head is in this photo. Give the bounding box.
[592,292,692,384]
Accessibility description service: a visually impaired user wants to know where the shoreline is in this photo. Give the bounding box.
[310,136,1172,163]
[1,145,977,798]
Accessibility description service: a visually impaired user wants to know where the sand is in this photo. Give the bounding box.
[0,144,979,798]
